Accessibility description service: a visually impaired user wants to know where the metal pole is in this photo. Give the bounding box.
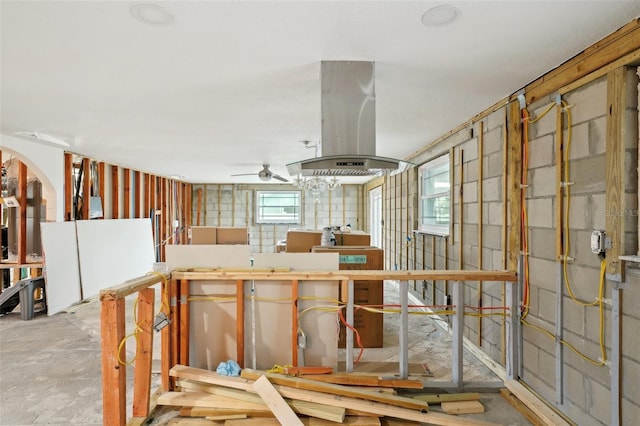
[346,279,354,373]
[451,280,463,387]
[611,281,623,426]
[506,256,522,380]
[399,280,409,379]
[555,262,564,405]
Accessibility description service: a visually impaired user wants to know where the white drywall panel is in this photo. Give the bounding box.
[250,253,339,369]
[165,245,251,271]
[40,222,82,315]
[76,218,155,299]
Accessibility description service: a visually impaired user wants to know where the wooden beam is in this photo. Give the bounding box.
[507,101,523,271]
[134,171,141,218]
[504,380,571,426]
[82,157,90,220]
[99,162,106,220]
[252,375,303,426]
[100,273,167,300]
[171,278,180,374]
[112,165,119,219]
[162,278,172,392]
[158,391,270,411]
[17,161,27,264]
[240,370,428,411]
[605,67,627,279]
[298,374,422,389]
[133,288,155,417]
[180,407,273,418]
[123,168,131,218]
[499,389,546,426]
[101,298,126,426]
[64,153,73,221]
[292,279,299,366]
[441,400,484,415]
[458,148,464,271]
[196,188,203,226]
[179,279,190,366]
[410,392,480,404]
[525,19,640,104]
[501,107,509,366]
[236,279,245,368]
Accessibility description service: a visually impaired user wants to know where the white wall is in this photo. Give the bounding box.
[0,134,65,222]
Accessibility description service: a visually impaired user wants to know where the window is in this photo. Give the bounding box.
[255,190,301,224]
[418,154,450,234]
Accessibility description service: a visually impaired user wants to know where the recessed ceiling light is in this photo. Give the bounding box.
[130,3,174,26]
[421,4,460,27]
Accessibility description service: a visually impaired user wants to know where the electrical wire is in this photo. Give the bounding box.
[117,298,143,366]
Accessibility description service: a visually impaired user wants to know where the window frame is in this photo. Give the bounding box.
[418,154,451,235]
[255,190,302,225]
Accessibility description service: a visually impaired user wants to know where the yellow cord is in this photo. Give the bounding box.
[117,298,144,366]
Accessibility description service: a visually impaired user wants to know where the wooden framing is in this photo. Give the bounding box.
[82,157,91,220]
[123,168,131,219]
[605,67,627,279]
[507,101,523,271]
[99,162,106,219]
[111,165,119,219]
[134,171,141,218]
[17,161,27,264]
[132,287,154,418]
[101,297,126,425]
[64,153,73,221]
[477,121,484,346]
[179,279,190,365]
[237,279,245,368]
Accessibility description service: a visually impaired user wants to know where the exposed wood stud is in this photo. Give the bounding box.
[100,297,126,425]
[112,165,119,219]
[179,279,190,366]
[82,157,91,220]
[134,171,141,218]
[196,188,203,226]
[99,162,106,220]
[477,121,484,347]
[556,105,564,260]
[291,279,299,366]
[458,148,464,271]
[236,279,245,368]
[501,107,509,366]
[508,101,523,271]
[17,161,27,264]
[123,168,131,219]
[133,288,155,418]
[64,153,73,221]
[161,278,172,391]
[231,184,236,227]
[217,185,222,226]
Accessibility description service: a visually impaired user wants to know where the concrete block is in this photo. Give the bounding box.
[588,116,607,156]
[461,138,478,162]
[568,195,592,231]
[567,121,590,160]
[622,398,640,426]
[564,262,602,303]
[537,289,556,325]
[574,230,604,268]
[625,150,639,193]
[484,151,503,178]
[529,104,556,138]
[538,347,556,387]
[622,358,640,412]
[529,135,554,169]
[562,299,586,336]
[622,316,640,361]
[492,249,505,270]
[482,225,502,250]
[530,228,556,261]
[464,202,478,224]
[463,181,478,203]
[486,108,505,133]
[591,193,606,230]
[587,378,611,425]
[528,257,557,293]
[622,273,640,322]
[486,202,504,226]
[531,166,556,198]
[565,365,587,411]
[462,224,478,246]
[564,76,607,125]
[481,248,493,269]
[484,127,503,157]
[568,155,606,195]
[464,159,478,183]
[527,286,539,317]
[521,367,555,405]
[625,67,639,108]
[483,176,502,202]
[526,198,553,228]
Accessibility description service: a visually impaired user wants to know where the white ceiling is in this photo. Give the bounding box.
[2,1,639,184]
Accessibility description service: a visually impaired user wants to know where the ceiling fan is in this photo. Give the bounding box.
[231,164,289,182]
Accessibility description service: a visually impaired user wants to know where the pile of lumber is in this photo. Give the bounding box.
[158,365,492,425]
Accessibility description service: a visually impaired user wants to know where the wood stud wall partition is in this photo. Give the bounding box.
[61,155,193,262]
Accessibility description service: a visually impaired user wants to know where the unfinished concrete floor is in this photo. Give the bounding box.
[0,283,531,425]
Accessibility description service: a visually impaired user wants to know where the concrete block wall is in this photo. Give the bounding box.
[192,183,363,253]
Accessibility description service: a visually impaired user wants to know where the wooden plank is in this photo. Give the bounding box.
[410,392,481,404]
[235,279,245,368]
[157,391,269,411]
[99,162,106,220]
[379,419,420,426]
[240,369,428,411]
[180,407,273,418]
[225,419,279,426]
[299,374,423,389]
[266,384,495,426]
[171,278,180,374]
[100,298,126,426]
[132,288,155,417]
[82,157,90,220]
[123,168,131,218]
[64,153,73,221]
[605,67,627,279]
[100,272,167,300]
[526,19,640,104]
[197,188,203,226]
[17,161,27,264]
[252,375,303,426]
[555,104,563,260]
[207,414,246,421]
[458,147,464,272]
[306,417,381,426]
[180,278,190,365]
[284,367,333,376]
[134,171,141,218]
[292,278,299,366]
[162,278,172,391]
[507,100,523,271]
[504,380,571,426]
[170,365,254,391]
[167,418,221,425]
[441,400,485,415]
[171,270,518,282]
[499,389,546,426]
[111,165,119,219]
[501,107,508,366]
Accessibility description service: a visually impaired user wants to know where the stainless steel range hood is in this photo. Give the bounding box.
[287,61,404,177]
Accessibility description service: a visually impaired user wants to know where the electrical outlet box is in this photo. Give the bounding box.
[591,230,606,255]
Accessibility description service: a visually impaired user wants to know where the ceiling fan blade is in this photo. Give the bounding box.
[230,173,258,177]
[272,174,289,183]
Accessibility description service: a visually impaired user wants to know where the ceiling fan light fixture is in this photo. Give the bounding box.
[421,4,460,27]
[130,3,174,26]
